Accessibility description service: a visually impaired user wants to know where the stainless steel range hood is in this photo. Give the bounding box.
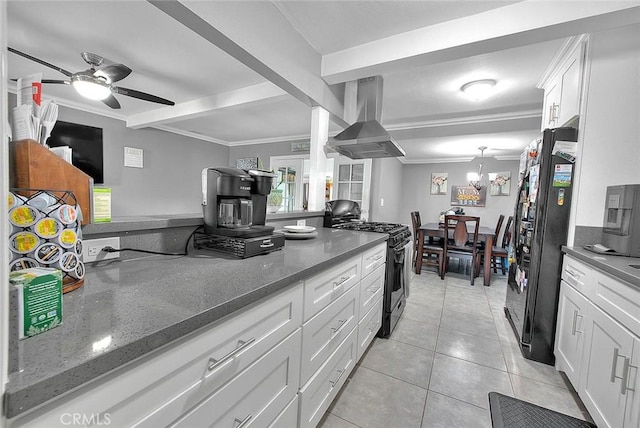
[326,76,405,159]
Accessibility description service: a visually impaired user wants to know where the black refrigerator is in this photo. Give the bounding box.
[504,126,578,365]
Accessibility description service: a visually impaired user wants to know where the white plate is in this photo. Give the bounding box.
[283,225,316,233]
[283,231,318,240]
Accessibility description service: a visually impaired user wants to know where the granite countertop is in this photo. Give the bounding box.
[562,246,640,287]
[5,227,387,419]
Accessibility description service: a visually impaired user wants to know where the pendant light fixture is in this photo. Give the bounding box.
[467,146,488,190]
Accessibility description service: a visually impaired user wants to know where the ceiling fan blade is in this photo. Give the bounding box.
[94,64,132,84]
[113,86,175,106]
[8,47,73,78]
[101,94,121,109]
[41,79,70,85]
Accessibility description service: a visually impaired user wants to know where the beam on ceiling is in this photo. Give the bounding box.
[322,1,640,84]
[148,0,348,128]
[127,82,288,129]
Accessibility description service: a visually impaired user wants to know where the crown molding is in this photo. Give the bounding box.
[386,109,541,132]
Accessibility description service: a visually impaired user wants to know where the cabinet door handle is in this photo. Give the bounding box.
[610,347,635,395]
[234,414,252,428]
[208,337,256,372]
[571,310,583,335]
[333,276,349,289]
[331,319,348,336]
[329,368,346,387]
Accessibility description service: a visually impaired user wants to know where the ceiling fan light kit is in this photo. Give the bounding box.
[461,79,497,101]
[71,75,111,100]
[8,47,174,109]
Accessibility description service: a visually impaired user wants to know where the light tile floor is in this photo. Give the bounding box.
[319,269,594,428]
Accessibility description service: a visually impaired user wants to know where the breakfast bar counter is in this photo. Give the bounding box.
[5,227,387,419]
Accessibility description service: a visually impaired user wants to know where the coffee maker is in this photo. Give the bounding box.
[198,167,284,257]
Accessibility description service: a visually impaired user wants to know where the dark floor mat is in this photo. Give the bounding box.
[488,392,596,428]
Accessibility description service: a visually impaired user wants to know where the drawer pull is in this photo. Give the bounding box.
[333,276,350,289]
[329,368,346,388]
[259,242,275,248]
[565,269,578,278]
[208,337,256,372]
[234,414,252,428]
[367,285,381,294]
[571,310,583,335]
[331,319,348,335]
[373,255,383,261]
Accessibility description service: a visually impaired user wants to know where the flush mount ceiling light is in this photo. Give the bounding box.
[467,146,488,190]
[71,74,111,100]
[461,79,497,101]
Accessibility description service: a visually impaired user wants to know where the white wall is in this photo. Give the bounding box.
[401,158,520,238]
[573,23,640,227]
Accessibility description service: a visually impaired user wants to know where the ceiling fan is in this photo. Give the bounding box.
[8,47,175,109]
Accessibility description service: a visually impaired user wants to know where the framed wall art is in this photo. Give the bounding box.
[431,173,448,195]
[490,172,511,196]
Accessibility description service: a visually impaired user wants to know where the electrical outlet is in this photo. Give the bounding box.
[297,219,306,226]
[83,237,120,263]
[380,198,384,207]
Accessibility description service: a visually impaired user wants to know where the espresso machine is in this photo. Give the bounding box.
[196,167,284,257]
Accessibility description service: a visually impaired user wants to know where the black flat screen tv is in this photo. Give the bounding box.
[47,121,104,184]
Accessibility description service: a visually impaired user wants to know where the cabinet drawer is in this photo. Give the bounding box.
[268,396,298,428]
[362,243,386,279]
[357,297,383,361]
[359,264,384,320]
[562,255,591,296]
[591,269,640,338]
[304,256,361,322]
[301,284,359,385]
[171,329,301,428]
[299,328,358,428]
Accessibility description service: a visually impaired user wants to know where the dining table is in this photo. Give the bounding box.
[416,222,496,286]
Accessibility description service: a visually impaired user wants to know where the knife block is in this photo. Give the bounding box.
[10,139,93,225]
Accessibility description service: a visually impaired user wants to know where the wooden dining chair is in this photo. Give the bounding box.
[443,215,481,285]
[491,215,513,274]
[410,211,444,276]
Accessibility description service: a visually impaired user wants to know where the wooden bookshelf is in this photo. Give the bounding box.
[10,139,93,225]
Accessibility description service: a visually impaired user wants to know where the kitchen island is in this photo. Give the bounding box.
[5,227,387,425]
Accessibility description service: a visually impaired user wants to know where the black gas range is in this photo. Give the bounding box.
[324,200,411,338]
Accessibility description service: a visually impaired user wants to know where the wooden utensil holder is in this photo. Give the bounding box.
[10,139,93,225]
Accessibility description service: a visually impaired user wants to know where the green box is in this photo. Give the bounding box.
[9,267,63,339]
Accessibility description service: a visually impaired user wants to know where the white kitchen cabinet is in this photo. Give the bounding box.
[361,243,386,278]
[299,328,358,428]
[555,280,588,386]
[303,255,361,322]
[579,301,634,428]
[358,264,384,320]
[357,297,383,361]
[172,329,301,427]
[556,254,640,428]
[8,284,303,428]
[539,36,587,130]
[301,284,359,385]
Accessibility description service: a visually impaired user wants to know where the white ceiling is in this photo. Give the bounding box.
[7,1,640,162]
